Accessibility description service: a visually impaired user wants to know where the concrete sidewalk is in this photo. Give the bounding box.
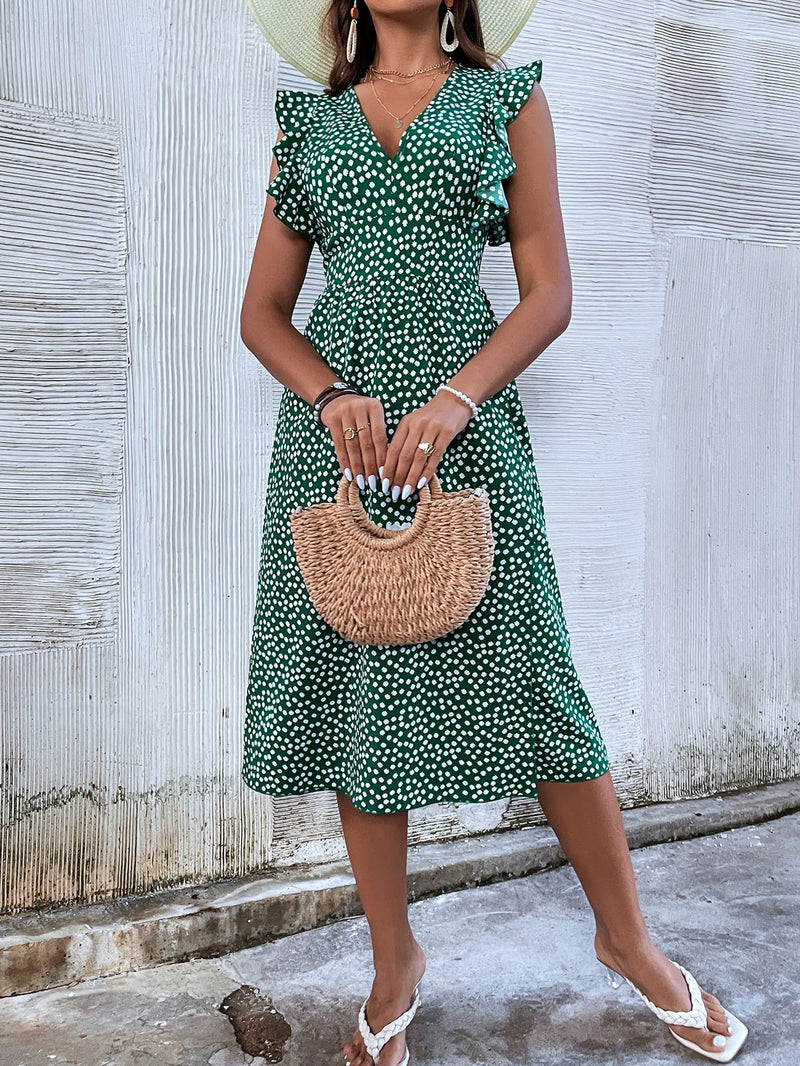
[3,780,798,999]
[1,811,796,1066]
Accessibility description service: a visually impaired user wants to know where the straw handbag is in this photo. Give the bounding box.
[289,473,495,646]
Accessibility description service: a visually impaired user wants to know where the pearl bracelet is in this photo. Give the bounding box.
[436,383,480,418]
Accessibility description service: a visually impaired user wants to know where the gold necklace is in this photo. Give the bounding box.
[366,60,454,130]
[370,59,452,78]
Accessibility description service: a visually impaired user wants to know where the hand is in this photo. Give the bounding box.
[381,391,473,502]
[320,392,388,491]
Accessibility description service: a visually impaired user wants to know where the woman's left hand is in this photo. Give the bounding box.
[380,391,473,501]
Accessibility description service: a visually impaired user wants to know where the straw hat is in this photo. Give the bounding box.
[245,1,541,85]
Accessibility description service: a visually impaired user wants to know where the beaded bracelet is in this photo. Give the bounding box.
[436,383,480,418]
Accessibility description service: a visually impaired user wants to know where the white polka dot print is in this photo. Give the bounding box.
[243,60,611,814]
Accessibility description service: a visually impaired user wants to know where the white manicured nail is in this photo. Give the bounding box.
[391,484,401,502]
[382,477,391,494]
[401,483,413,500]
[417,476,427,489]
[344,468,353,481]
[712,1036,726,1048]
[368,474,377,491]
[379,465,384,477]
[356,473,365,490]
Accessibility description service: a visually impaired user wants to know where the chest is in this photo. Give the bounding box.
[302,75,488,227]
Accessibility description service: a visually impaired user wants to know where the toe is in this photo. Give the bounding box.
[701,989,724,1012]
[670,1023,728,1055]
[355,1042,373,1066]
[702,990,732,1035]
[706,1007,731,1033]
[342,1030,371,1066]
[670,988,735,1054]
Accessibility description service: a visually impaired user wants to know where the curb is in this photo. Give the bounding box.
[1,778,798,998]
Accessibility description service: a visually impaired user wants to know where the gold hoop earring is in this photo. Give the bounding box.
[440,0,459,53]
[346,2,359,64]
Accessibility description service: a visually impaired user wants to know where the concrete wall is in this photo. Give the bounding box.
[0,0,797,914]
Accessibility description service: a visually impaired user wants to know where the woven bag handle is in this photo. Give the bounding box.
[335,472,443,548]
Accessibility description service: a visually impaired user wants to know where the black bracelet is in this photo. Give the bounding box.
[313,380,351,408]
[313,380,353,422]
[314,387,361,426]
[315,379,345,402]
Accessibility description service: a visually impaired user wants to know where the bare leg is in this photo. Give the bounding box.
[337,792,426,1066]
[536,772,733,1055]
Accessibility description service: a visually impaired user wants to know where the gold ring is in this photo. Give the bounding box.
[343,423,371,440]
[417,441,435,457]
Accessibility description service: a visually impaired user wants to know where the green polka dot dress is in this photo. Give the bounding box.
[243,59,610,814]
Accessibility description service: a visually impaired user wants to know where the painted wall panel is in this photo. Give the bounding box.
[644,236,800,798]
[0,103,126,650]
[1,1,277,913]
[652,2,800,240]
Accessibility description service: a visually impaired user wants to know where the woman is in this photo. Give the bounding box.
[239,2,748,1064]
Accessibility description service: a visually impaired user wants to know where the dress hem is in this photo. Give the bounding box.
[240,762,611,816]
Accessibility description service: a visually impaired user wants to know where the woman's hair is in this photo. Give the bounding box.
[322,0,505,95]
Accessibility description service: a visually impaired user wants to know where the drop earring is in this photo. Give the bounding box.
[440,0,459,52]
[346,2,359,63]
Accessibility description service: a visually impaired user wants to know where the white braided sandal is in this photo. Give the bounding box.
[356,981,421,1066]
[601,957,748,1062]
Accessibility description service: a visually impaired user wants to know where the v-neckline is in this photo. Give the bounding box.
[349,63,461,164]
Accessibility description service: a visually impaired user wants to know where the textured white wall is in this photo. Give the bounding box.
[0,0,276,912]
[644,0,800,796]
[0,0,797,912]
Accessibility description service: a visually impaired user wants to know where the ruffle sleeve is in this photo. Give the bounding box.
[471,60,543,247]
[266,88,322,242]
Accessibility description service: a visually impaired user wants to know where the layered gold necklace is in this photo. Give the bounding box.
[365,58,456,129]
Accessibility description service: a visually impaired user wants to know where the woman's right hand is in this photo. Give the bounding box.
[320,392,388,491]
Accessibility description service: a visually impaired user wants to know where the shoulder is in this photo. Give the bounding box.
[457,60,543,120]
[274,87,329,135]
[491,60,544,121]
[459,60,542,87]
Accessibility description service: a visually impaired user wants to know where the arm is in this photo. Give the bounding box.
[240,130,388,484]
[240,128,341,405]
[445,80,572,404]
